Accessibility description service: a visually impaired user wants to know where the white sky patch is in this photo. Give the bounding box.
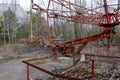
[19,0,30,11]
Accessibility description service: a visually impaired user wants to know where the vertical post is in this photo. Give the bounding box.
[47,0,51,37]
[107,36,111,56]
[92,60,94,80]
[27,65,30,80]
[107,36,110,48]
[73,54,75,65]
[30,0,33,42]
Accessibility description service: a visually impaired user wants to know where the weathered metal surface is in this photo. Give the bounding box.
[54,31,115,48]
[22,58,85,80]
[23,0,120,80]
[85,54,120,63]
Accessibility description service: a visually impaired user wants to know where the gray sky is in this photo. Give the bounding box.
[19,0,30,10]
[0,0,39,11]
[0,0,118,11]
[19,0,48,11]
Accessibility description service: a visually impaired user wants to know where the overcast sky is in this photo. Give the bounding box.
[0,0,118,11]
[0,0,33,11]
[0,0,49,11]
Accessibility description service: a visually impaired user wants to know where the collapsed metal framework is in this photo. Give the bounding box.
[23,0,120,80]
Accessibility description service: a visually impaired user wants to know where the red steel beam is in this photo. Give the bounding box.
[32,0,120,27]
[85,54,120,59]
[25,56,53,62]
[77,43,88,54]
[91,60,94,80]
[27,65,30,80]
[54,31,115,48]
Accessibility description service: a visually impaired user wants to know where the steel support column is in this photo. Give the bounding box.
[107,36,110,51]
[27,65,30,80]
[91,60,94,80]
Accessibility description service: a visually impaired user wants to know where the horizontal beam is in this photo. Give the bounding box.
[22,60,85,80]
[85,54,120,63]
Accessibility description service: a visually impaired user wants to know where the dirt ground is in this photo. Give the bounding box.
[0,44,51,80]
[0,44,120,80]
[0,44,72,80]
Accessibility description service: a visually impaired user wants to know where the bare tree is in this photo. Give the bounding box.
[3,7,17,43]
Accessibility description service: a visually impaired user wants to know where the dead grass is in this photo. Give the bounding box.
[33,60,46,65]
[0,55,37,64]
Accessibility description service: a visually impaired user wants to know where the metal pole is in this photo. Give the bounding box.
[30,0,33,42]
[47,0,52,37]
[27,65,30,80]
[91,60,94,80]
[73,54,75,65]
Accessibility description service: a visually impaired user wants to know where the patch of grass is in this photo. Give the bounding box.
[95,73,112,78]
[34,60,46,65]
[74,68,91,75]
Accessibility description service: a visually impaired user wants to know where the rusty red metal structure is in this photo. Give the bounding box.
[32,0,120,52]
[22,56,86,80]
[23,0,120,80]
[22,54,120,80]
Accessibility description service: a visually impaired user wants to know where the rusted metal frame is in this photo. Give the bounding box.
[62,31,115,47]
[61,0,103,15]
[92,5,105,12]
[104,0,114,49]
[48,15,98,28]
[49,9,75,14]
[46,8,104,26]
[91,60,94,80]
[32,3,71,15]
[55,0,100,17]
[22,60,85,80]
[32,4,47,12]
[49,12,106,27]
[85,54,120,59]
[49,1,119,27]
[77,8,103,16]
[32,0,119,25]
[107,36,110,49]
[73,42,88,65]
[27,65,30,80]
[48,10,74,19]
[77,43,88,54]
[48,13,75,21]
[103,0,113,30]
[48,16,77,24]
[48,12,73,19]
[25,56,53,62]
[47,0,52,36]
[52,0,77,13]
[76,16,98,26]
[61,61,90,74]
[49,5,101,17]
[53,31,114,48]
[93,3,120,11]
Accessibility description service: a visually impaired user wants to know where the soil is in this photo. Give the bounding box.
[0,43,72,80]
[0,43,120,80]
